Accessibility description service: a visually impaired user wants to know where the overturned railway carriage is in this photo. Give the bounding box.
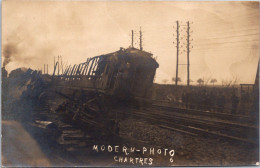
[53,48,158,100]
[52,47,159,133]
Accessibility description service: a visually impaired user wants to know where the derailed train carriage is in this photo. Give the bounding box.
[52,47,159,133]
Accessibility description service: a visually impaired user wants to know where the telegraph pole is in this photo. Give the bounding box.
[44,64,45,74]
[132,30,134,48]
[173,21,193,86]
[139,27,143,51]
[58,56,60,75]
[47,64,48,74]
[175,21,180,86]
[61,56,63,75]
[187,21,190,86]
[54,56,55,75]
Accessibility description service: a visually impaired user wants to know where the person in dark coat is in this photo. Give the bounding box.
[217,92,226,112]
[182,92,187,108]
[231,92,239,114]
[204,91,210,111]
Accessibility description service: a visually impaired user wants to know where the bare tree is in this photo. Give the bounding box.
[197,78,204,86]
[210,78,217,86]
[221,76,239,88]
[162,79,169,84]
[231,76,239,86]
[221,79,232,87]
[172,77,181,83]
[204,76,212,86]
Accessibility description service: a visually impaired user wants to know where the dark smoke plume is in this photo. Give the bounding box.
[3,43,17,67]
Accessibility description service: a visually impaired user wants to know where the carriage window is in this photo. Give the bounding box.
[83,57,107,80]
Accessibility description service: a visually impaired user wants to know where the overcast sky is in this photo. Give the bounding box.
[2,1,259,84]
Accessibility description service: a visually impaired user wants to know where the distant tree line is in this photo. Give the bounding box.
[161,76,239,87]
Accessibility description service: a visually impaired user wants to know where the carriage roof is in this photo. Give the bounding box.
[84,47,159,68]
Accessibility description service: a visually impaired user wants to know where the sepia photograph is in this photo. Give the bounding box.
[1,0,259,167]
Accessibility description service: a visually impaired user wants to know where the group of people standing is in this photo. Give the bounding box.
[181,88,241,114]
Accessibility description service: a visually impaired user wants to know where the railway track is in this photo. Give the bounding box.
[26,98,258,160]
[147,105,257,134]
[151,103,256,124]
[115,104,258,145]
